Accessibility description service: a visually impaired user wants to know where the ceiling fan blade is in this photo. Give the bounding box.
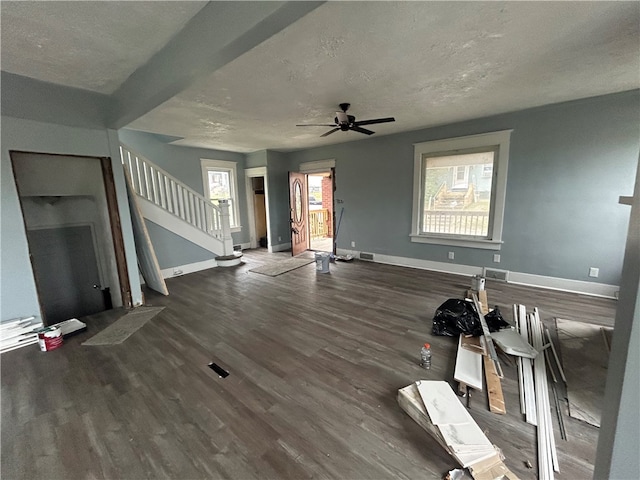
[320,128,340,137]
[296,124,338,127]
[353,117,396,127]
[350,126,375,135]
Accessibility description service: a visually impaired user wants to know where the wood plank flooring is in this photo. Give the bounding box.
[1,249,617,479]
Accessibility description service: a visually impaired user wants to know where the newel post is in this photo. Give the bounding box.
[218,199,233,256]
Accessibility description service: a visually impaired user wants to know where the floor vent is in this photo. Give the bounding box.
[483,267,509,282]
[360,252,375,261]
[208,362,229,378]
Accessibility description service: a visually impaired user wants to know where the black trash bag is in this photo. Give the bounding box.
[485,306,510,332]
[432,300,511,337]
[432,298,483,337]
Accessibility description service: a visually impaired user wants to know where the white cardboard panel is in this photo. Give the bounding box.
[454,335,484,391]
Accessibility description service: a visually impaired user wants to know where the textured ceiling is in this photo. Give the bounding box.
[128,1,640,152]
[1,1,639,153]
[0,1,207,94]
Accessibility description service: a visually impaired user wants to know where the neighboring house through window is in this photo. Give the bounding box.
[201,159,241,231]
[411,130,512,249]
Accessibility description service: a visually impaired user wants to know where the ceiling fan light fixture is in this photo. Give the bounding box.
[297,103,395,137]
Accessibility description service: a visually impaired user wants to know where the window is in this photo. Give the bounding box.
[411,130,512,249]
[201,159,241,230]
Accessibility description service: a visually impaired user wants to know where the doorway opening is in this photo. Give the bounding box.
[244,167,271,250]
[308,172,333,252]
[252,177,268,248]
[288,166,336,257]
[10,151,130,326]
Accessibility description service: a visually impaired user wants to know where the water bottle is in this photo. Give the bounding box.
[420,343,432,369]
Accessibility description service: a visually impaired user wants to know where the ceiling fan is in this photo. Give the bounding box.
[296,103,395,137]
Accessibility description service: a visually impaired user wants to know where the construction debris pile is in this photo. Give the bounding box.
[399,286,570,480]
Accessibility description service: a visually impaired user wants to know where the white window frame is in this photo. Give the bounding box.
[200,159,241,232]
[410,130,512,250]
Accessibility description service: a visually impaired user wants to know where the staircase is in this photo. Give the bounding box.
[120,145,242,267]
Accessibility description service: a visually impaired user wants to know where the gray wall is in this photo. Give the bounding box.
[286,91,639,286]
[1,117,143,323]
[118,129,250,267]
[266,150,295,247]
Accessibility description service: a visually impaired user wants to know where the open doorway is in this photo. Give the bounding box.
[245,167,271,250]
[11,152,130,325]
[288,160,336,257]
[308,172,334,252]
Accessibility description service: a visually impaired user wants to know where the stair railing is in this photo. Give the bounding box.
[120,145,233,256]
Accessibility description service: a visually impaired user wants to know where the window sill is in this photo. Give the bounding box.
[410,234,502,250]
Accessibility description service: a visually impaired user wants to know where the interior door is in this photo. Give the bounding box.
[27,226,106,324]
[289,172,309,256]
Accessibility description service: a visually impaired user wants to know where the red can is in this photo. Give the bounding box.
[38,327,63,352]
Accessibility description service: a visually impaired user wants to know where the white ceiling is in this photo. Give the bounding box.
[1,1,207,94]
[2,1,639,153]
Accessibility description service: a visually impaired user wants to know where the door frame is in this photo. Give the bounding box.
[10,151,132,323]
[244,167,272,250]
[299,159,337,254]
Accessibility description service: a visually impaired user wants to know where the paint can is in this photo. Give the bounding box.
[315,252,330,273]
[37,326,63,352]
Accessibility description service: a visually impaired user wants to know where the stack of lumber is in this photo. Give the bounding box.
[454,290,505,415]
[515,305,559,479]
[1,316,43,353]
[452,288,559,478]
[398,381,519,480]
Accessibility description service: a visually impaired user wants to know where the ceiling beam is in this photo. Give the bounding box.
[109,1,324,129]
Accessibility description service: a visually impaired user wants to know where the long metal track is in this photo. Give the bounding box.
[471,293,503,378]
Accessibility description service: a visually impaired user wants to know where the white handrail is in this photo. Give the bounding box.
[120,145,233,255]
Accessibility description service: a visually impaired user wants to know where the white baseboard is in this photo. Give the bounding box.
[336,249,619,299]
[269,242,292,253]
[508,271,618,299]
[160,259,218,279]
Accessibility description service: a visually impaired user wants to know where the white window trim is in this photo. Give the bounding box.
[200,159,241,232]
[410,130,512,250]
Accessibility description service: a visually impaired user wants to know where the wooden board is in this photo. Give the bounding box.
[461,335,486,355]
[466,289,489,315]
[124,168,168,296]
[483,355,506,414]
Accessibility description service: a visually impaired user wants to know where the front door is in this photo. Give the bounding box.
[289,172,308,256]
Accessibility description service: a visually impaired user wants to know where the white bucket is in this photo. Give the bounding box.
[315,252,330,273]
[471,275,486,291]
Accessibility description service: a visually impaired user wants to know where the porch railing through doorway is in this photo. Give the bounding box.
[309,209,330,239]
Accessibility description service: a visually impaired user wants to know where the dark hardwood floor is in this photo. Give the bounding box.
[1,249,617,479]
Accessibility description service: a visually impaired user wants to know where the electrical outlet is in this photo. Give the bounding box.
[448,251,455,260]
[351,241,356,248]
[589,267,599,278]
[493,254,501,263]
[278,236,282,242]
